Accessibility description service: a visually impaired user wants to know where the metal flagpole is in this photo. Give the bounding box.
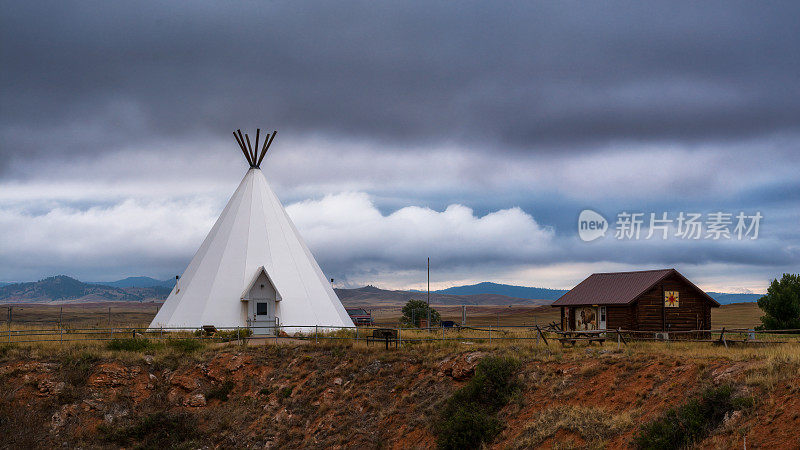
[427,257,430,330]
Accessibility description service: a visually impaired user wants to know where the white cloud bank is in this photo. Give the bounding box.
[0,192,555,283]
[286,192,555,269]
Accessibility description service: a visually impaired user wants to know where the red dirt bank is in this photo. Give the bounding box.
[1,345,798,448]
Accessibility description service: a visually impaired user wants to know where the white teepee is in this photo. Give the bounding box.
[150,129,354,333]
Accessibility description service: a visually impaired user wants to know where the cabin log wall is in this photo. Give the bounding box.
[634,273,711,332]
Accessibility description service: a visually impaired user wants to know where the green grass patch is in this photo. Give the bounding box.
[436,356,520,450]
[107,338,156,352]
[634,384,753,449]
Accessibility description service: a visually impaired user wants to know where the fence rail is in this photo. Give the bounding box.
[1,323,799,346]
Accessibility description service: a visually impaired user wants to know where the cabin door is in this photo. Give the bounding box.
[598,306,607,330]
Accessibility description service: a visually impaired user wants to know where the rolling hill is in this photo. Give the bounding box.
[0,276,764,306]
[430,282,567,300]
[0,276,171,304]
[424,282,762,305]
[89,276,175,289]
[335,285,548,307]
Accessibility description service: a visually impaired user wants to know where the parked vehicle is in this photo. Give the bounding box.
[346,308,374,326]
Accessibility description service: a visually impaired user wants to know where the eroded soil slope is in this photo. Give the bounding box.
[1,344,798,449]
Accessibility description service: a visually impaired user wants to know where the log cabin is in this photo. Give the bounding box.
[551,269,719,333]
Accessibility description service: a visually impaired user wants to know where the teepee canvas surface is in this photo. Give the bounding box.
[150,130,354,333]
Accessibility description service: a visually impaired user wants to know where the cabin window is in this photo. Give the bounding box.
[599,306,607,322]
[256,302,269,316]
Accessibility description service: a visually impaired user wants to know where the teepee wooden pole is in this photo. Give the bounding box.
[233,131,252,165]
[237,130,254,166]
[244,133,255,164]
[256,130,276,168]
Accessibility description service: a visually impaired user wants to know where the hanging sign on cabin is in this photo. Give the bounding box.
[575,307,597,330]
[664,291,680,308]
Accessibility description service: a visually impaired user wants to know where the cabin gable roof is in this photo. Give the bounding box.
[551,268,720,307]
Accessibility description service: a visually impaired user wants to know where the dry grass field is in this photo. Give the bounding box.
[0,302,160,329]
[0,300,765,331]
[711,302,764,329]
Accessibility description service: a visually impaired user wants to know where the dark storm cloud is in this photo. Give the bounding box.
[2,0,800,170]
[2,1,799,288]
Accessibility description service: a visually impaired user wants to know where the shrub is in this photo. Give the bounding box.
[279,386,293,398]
[210,328,254,342]
[634,384,753,449]
[207,380,235,402]
[436,356,520,450]
[437,408,501,450]
[99,411,200,449]
[107,338,155,352]
[60,351,100,387]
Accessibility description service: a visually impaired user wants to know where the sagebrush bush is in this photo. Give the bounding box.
[99,411,200,449]
[634,384,753,449]
[436,356,520,450]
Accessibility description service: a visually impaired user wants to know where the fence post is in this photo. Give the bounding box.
[617,329,621,350]
[489,325,492,344]
[398,327,401,347]
[355,326,359,344]
[315,325,318,344]
[535,325,549,346]
[237,326,240,344]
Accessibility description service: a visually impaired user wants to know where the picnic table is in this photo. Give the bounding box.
[556,330,607,347]
[366,328,399,349]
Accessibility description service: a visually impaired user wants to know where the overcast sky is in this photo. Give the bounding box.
[1,1,798,292]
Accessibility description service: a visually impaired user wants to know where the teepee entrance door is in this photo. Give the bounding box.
[243,269,280,335]
[249,298,275,334]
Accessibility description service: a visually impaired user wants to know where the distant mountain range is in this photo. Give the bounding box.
[0,276,171,304]
[706,292,763,304]
[417,281,762,305]
[0,276,764,305]
[335,285,548,308]
[88,276,176,289]
[424,282,567,300]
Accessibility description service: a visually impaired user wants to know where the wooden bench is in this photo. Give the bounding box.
[557,336,606,347]
[366,328,399,349]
